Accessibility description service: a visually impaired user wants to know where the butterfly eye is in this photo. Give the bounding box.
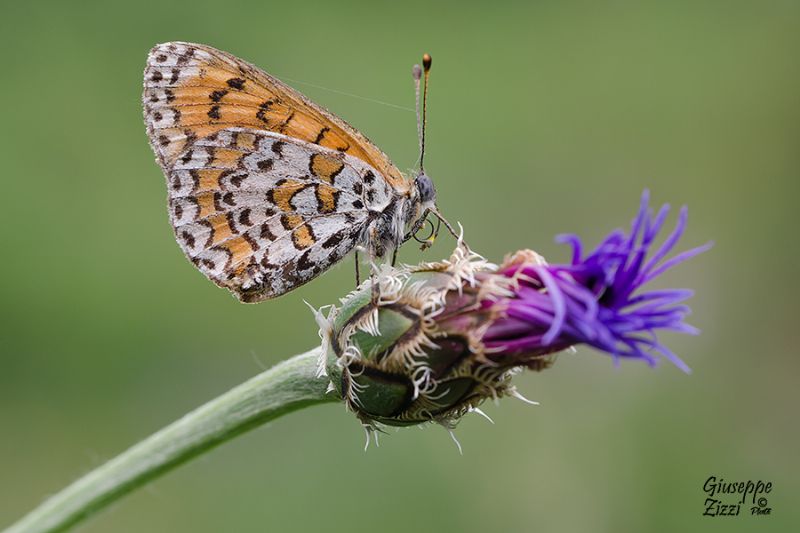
[414,173,436,205]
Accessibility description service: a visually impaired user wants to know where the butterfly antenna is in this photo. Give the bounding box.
[412,55,458,248]
[413,53,432,172]
[420,53,432,172]
[412,63,423,159]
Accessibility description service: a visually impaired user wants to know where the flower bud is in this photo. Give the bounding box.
[313,191,709,431]
[315,248,529,429]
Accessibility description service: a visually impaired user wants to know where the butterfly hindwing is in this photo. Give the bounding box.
[166,127,392,302]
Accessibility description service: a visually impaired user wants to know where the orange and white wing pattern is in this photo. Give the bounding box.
[143,42,413,301]
[165,128,395,302]
[143,42,408,191]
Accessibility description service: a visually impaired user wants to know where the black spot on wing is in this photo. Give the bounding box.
[256,101,273,124]
[226,77,246,90]
[210,89,228,102]
[260,223,277,241]
[239,208,252,227]
[181,231,195,248]
[297,250,315,271]
[242,232,260,251]
[313,127,330,144]
[322,232,344,249]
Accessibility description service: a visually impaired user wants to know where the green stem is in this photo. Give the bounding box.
[4,348,336,533]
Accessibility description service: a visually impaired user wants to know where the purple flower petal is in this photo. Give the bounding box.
[484,191,709,372]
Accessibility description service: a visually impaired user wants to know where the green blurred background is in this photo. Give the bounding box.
[1,0,797,531]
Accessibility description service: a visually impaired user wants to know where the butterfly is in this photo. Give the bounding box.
[143,42,448,302]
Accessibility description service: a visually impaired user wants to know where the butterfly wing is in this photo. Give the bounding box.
[166,127,394,302]
[143,41,409,192]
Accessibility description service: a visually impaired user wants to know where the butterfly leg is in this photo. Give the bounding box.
[370,270,379,305]
[355,247,378,303]
[367,228,382,305]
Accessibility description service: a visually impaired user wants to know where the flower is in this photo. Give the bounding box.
[314,191,710,433]
[484,190,713,373]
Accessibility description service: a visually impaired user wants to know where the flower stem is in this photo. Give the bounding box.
[4,348,335,533]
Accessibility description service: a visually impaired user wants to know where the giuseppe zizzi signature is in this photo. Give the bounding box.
[703,475,772,517]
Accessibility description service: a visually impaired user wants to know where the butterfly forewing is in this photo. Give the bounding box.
[143,42,407,191]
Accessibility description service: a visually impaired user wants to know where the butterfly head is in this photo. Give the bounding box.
[414,172,437,210]
[404,172,446,251]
